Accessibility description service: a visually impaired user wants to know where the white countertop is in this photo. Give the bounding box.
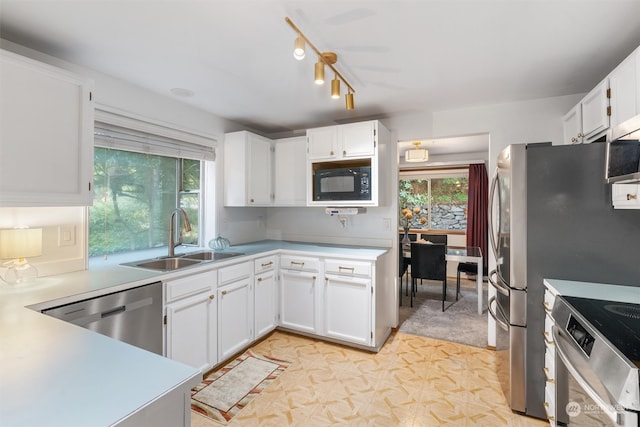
[0,240,389,426]
[544,278,640,303]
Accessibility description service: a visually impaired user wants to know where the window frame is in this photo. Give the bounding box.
[399,167,469,232]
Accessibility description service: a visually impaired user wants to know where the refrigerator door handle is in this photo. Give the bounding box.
[488,169,500,258]
[488,296,509,331]
[488,269,509,296]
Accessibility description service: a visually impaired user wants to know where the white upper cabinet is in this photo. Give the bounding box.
[580,79,610,140]
[307,121,376,160]
[307,125,338,160]
[273,136,306,206]
[610,46,640,129]
[562,79,610,145]
[223,131,273,206]
[0,49,94,206]
[562,104,583,145]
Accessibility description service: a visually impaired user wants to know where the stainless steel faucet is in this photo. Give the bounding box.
[168,208,192,257]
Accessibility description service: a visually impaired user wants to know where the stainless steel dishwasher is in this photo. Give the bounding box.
[43,281,163,355]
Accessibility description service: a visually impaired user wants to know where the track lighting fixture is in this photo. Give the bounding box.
[285,17,355,110]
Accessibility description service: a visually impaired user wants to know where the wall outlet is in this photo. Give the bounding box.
[58,225,76,247]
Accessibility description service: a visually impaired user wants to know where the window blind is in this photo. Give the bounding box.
[94,107,216,161]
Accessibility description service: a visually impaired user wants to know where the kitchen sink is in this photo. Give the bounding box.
[131,257,201,271]
[121,250,244,272]
[182,251,243,261]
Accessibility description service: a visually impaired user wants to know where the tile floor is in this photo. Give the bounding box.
[191,330,549,426]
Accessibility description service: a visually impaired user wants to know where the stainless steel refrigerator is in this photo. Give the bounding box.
[488,141,640,419]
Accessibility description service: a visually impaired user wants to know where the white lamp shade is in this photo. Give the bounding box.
[405,148,429,162]
[0,228,43,259]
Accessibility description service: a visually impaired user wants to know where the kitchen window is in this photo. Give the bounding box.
[399,168,469,231]
[89,119,215,257]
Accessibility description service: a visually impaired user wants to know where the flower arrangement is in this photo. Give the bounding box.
[400,206,427,229]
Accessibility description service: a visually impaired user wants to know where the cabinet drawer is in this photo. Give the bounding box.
[218,261,252,285]
[280,255,320,272]
[254,255,277,274]
[324,259,371,277]
[165,271,217,303]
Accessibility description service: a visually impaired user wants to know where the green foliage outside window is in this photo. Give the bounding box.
[399,177,469,230]
[89,148,201,257]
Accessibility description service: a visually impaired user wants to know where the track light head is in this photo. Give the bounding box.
[314,60,325,85]
[293,35,305,60]
[331,76,340,99]
[345,91,355,110]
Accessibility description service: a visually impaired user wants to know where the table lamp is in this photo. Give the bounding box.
[0,228,42,284]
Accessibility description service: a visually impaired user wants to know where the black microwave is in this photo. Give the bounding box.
[313,166,371,201]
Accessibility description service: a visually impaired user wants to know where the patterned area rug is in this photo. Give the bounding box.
[191,350,290,424]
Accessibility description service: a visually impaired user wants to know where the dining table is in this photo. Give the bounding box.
[403,243,484,314]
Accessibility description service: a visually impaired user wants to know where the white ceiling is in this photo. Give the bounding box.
[2,0,640,144]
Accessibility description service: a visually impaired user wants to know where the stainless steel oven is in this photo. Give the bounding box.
[551,296,640,427]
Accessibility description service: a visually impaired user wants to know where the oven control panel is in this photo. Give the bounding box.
[566,314,595,357]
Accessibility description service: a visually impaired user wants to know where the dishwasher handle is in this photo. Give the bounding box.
[101,305,126,318]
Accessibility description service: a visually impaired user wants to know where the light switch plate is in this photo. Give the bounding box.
[58,225,76,247]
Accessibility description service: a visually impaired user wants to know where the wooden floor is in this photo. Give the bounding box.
[191,330,549,426]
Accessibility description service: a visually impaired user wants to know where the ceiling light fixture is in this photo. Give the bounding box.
[405,141,429,162]
[285,17,355,109]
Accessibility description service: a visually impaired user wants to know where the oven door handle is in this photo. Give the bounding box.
[552,326,622,425]
[488,296,509,331]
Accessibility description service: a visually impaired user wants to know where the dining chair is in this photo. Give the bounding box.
[420,234,448,245]
[410,242,447,311]
[398,232,417,305]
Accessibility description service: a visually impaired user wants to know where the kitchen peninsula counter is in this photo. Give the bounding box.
[0,239,390,426]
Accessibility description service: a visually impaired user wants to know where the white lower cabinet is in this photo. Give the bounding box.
[280,269,318,334]
[323,273,371,346]
[165,271,217,372]
[254,255,277,339]
[217,261,254,361]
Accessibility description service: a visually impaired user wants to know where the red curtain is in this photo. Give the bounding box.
[467,163,488,270]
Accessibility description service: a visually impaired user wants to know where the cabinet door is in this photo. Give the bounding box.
[218,278,253,361]
[280,270,318,334]
[340,121,375,157]
[324,274,371,346]
[254,270,277,339]
[561,104,582,145]
[247,133,272,205]
[610,51,638,128]
[307,126,338,160]
[166,291,217,371]
[581,79,609,140]
[0,49,94,206]
[273,137,306,206]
